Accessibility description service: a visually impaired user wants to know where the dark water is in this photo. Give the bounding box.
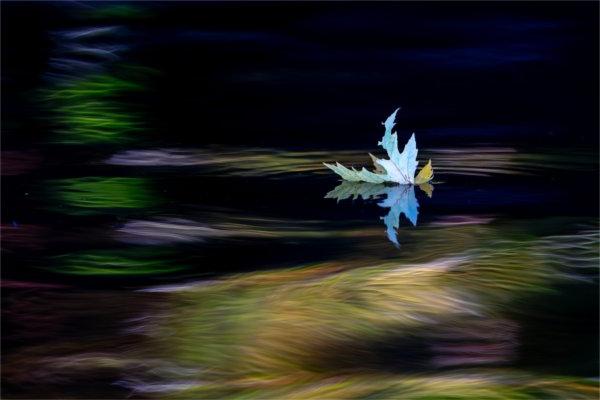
[2,2,599,399]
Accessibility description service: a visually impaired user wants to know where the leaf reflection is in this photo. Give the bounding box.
[326,182,433,247]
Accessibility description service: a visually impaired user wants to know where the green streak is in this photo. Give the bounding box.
[43,74,145,144]
[53,250,185,276]
[49,177,157,213]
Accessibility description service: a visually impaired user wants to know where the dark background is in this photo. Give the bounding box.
[2,1,599,150]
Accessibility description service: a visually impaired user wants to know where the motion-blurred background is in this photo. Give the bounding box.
[2,2,598,399]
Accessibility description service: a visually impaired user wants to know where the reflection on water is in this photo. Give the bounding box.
[113,215,367,245]
[105,147,367,176]
[105,146,597,178]
[326,182,429,246]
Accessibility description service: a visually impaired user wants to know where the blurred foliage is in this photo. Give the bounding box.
[48,177,157,213]
[53,249,185,276]
[127,224,597,398]
[3,220,597,398]
[42,73,145,144]
[169,372,598,399]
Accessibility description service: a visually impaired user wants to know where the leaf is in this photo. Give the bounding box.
[373,109,419,184]
[415,159,434,184]
[323,162,387,184]
[369,153,386,174]
[395,133,419,183]
[374,132,418,184]
[378,108,400,159]
[324,108,428,185]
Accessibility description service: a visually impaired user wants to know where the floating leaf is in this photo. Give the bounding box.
[369,153,386,174]
[373,133,418,184]
[325,109,430,185]
[323,162,387,183]
[415,159,434,184]
[378,108,401,161]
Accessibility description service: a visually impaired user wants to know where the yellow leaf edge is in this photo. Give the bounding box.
[414,159,434,184]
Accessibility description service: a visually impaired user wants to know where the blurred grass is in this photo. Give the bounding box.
[170,372,598,399]
[131,223,597,398]
[42,72,146,144]
[48,177,157,213]
[3,220,597,398]
[53,249,186,276]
